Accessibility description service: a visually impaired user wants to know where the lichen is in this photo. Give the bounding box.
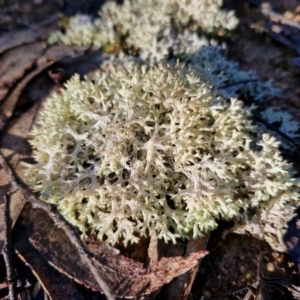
[24,62,300,249]
[47,0,278,102]
[182,46,280,101]
[48,0,238,56]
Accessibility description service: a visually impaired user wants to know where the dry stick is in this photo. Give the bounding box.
[260,7,300,30]
[0,154,116,300]
[2,195,17,300]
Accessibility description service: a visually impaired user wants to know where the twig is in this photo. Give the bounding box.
[260,7,300,31]
[219,79,258,90]
[1,195,17,300]
[248,1,300,30]
[0,153,116,300]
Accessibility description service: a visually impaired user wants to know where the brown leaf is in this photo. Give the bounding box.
[14,228,84,300]
[0,104,39,176]
[0,16,58,56]
[139,250,209,297]
[0,57,54,131]
[0,94,40,254]
[13,202,111,293]
[0,42,45,103]
[159,234,210,300]
[13,201,208,298]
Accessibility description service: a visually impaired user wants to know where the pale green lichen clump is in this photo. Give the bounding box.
[25,63,299,248]
[48,0,238,58]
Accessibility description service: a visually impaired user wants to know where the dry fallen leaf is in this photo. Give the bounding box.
[14,225,84,300]
[0,43,45,103]
[159,234,210,300]
[13,201,208,299]
[0,16,58,56]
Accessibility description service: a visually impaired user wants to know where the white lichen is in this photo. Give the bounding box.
[24,62,300,250]
[48,0,238,54]
[48,14,96,46]
[47,0,278,102]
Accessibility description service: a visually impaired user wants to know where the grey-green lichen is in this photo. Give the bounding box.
[182,46,280,101]
[48,0,238,57]
[47,0,278,102]
[24,62,300,249]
